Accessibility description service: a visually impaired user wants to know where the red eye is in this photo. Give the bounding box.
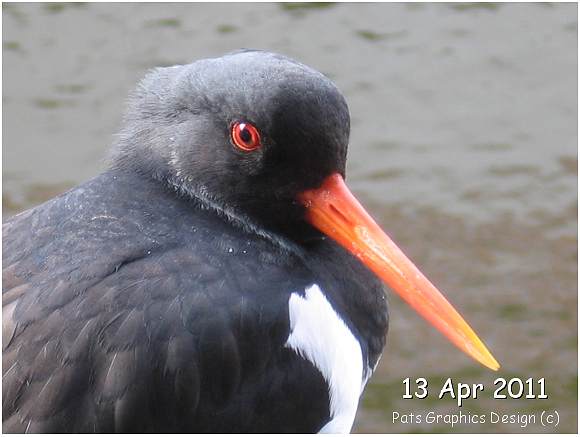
[231,121,261,152]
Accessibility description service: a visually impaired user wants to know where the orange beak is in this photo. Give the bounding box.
[299,173,500,371]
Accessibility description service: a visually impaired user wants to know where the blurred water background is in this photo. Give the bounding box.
[3,2,577,433]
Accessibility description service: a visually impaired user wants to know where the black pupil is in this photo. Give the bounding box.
[239,126,252,143]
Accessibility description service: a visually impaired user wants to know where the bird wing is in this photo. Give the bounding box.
[2,206,327,432]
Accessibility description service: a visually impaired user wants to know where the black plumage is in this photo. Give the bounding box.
[3,50,388,433]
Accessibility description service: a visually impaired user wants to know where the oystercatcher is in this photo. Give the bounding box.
[3,50,499,433]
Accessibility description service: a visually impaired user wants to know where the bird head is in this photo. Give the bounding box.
[113,50,349,234]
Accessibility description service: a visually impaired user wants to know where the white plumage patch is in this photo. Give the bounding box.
[285,284,365,434]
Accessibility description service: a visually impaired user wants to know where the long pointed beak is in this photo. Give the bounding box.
[298,173,500,371]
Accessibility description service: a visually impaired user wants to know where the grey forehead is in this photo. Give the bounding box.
[192,50,331,91]
[135,51,344,118]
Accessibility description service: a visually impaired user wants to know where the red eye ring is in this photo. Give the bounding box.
[231,121,261,152]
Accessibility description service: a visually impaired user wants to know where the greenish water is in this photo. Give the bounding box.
[3,2,577,433]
